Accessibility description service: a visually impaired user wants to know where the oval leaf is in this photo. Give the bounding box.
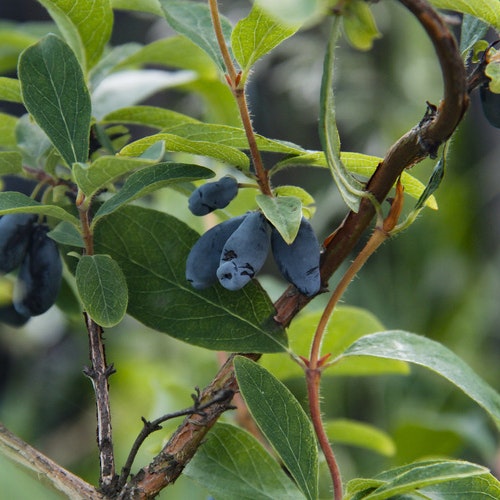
[93,162,214,222]
[0,151,23,175]
[184,423,305,500]
[94,206,287,352]
[234,356,318,500]
[340,331,500,427]
[18,34,91,166]
[256,194,302,243]
[76,254,128,328]
[430,0,500,31]
[0,77,22,103]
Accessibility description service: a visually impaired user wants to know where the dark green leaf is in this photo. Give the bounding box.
[93,162,214,222]
[184,423,305,500]
[460,14,489,55]
[159,0,233,72]
[48,221,84,247]
[414,150,445,211]
[234,357,318,499]
[341,331,500,427]
[76,255,128,328]
[37,0,113,70]
[0,191,79,225]
[256,194,302,244]
[18,34,91,166]
[94,206,287,352]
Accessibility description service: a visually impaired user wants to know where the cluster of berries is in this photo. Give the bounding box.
[0,213,62,326]
[185,176,321,296]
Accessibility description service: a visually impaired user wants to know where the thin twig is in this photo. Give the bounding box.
[0,422,104,499]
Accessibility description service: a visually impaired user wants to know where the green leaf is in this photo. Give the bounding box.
[184,423,305,500]
[485,59,500,93]
[319,18,364,212]
[48,221,84,247]
[460,14,489,56]
[119,133,250,170]
[76,255,128,328]
[0,152,23,175]
[0,77,22,103]
[255,0,322,26]
[346,459,492,500]
[14,114,53,169]
[73,157,156,197]
[274,185,316,218]
[0,113,17,148]
[273,151,438,210]
[115,36,218,76]
[256,194,302,244]
[414,149,446,211]
[18,34,91,166]
[94,206,287,352]
[93,162,214,222]
[430,0,500,31]
[232,4,299,77]
[0,192,79,225]
[340,331,500,427]
[0,23,40,74]
[159,0,233,72]
[261,306,409,380]
[111,0,163,16]
[342,0,381,51]
[37,0,113,70]
[234,357,318,500]
[324,419,396,457]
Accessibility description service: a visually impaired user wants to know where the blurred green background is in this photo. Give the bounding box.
[0,1,499,498]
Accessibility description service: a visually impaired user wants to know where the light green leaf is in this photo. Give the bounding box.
[115,36,218,76]
[256,194,302,244]
[48,221,84,247]
[76,255,128,328]
[119,133,250,170]
[93,162,214,222]
[0,23,40,74]
[430,0,500,31]
[255,0,322,26]
[234,357,318,500]
[0,191,79,226]
[342,0,381,51]
[37,0,113,70]
[14,114,53,169]
[73,156,156,197]
[159,0,233,72]
[0,77,22,103]
[92,68,196,119]
[111,0,163,16]
[232,4,299,76]
[485,60,500,94]
[18,34,91,166]
[319,17,364,212]
[345,460,498,499]
[340,331,500,427]
[324,419,396,457]
[274,185,316,218]
[94,206,287,352]
[184,423,305,500]
[0,113,18,148]
[261,306,409,380]
[273,151,438,209]
[0,152,23,175]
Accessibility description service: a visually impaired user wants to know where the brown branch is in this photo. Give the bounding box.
[0,422,104,499]
[118,0,468,497]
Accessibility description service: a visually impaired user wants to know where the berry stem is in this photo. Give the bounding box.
[208,0,272,196]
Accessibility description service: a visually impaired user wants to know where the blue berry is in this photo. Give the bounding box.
[188,175,239,215]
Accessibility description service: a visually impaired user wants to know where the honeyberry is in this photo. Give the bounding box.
[271,217,321,297]
[186,215,246,289]
[0,302,30,327]
[188,175,239,216]
[0,213,37,273]
[13,224,62,316]
[217,211,271,291]
[480,84,500,128]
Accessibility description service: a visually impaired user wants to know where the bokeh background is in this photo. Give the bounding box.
[1,1,499,498]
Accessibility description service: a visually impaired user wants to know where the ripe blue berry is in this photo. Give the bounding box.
[0,213,36,273]
[13,224,63,316]
[217,211,271,291]
[186,215,246,289]
[0,303,30,327]
[188,175,239,215]
[271,217,321,297]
